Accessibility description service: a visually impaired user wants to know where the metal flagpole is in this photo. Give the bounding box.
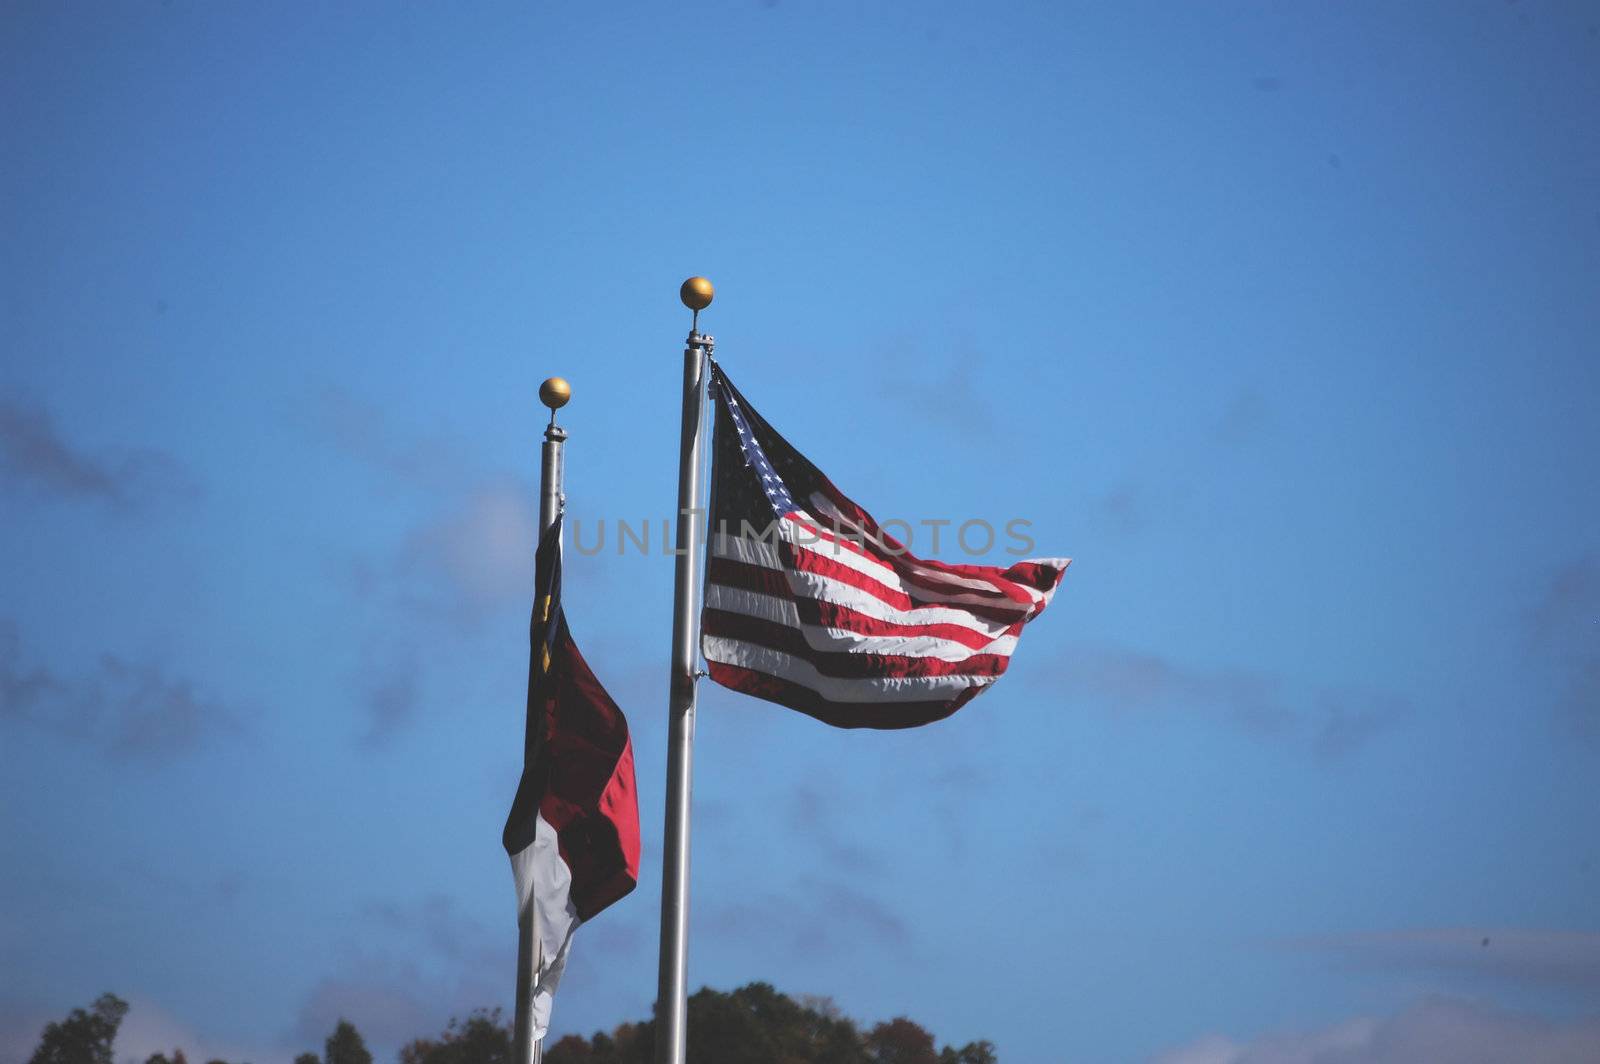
[654,277,714,1064]
[516,376,570,1064]
[538,377,570,534]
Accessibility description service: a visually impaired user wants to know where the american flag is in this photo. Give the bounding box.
[701,364,1069,729]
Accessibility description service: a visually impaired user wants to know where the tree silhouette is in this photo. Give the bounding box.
[28,994,129,1064]
[865,1018,938,1064]
[399,1009,512,1064]
[938,1044,997,1064]
[143,1050,190,1064]
[20,984,992,1064]
[541,983,987,1064]
[323,1021,372,1064]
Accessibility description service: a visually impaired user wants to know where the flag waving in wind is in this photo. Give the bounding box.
[702,364,1070,729]
[503,513,640,1039]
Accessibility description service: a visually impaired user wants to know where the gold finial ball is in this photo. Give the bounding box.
[680,276,714,311]
[539,377,571,410]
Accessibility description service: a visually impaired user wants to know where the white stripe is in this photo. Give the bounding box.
[784,514,1023,608]
[803,492,1071,608]
[703,635,994,703]
[711,534,1018,638]
[704,582,1020,661]
[779,516,1042,614]
[508,812,581,1042]
[1005,558,1073,606]
[804,493,1022,595]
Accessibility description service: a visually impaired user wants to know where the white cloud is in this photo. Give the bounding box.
[345,478,536,630]
[115,996,285,1064]
[1151,997,1600,1064]
[0,995,286,1064]
[405,480,537,618]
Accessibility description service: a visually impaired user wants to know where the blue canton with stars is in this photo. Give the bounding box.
[719,373,799,517]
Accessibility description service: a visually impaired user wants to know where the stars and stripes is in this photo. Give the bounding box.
[701,364,1069,729]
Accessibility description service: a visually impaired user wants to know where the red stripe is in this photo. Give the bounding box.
[785,515,1037,609]
[778,545,1031,626]
[706,661,984,730]
[791,504,1059,603]
[796,515,1017,598]
[711,530,1033,625]
[707,557,1023,650]
[708,555,791,599]
[703,609,1013,679]
[807,598,1022,650]
[999,559,1071,595]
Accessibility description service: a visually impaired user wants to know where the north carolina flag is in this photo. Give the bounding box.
[503,513,640,1039]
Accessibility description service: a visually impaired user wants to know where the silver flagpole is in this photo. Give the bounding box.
[538,377,569,534]
[516,376,570,1064]
[654,277,714,1064]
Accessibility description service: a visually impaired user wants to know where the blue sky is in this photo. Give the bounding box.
[2,2,1597,1062]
